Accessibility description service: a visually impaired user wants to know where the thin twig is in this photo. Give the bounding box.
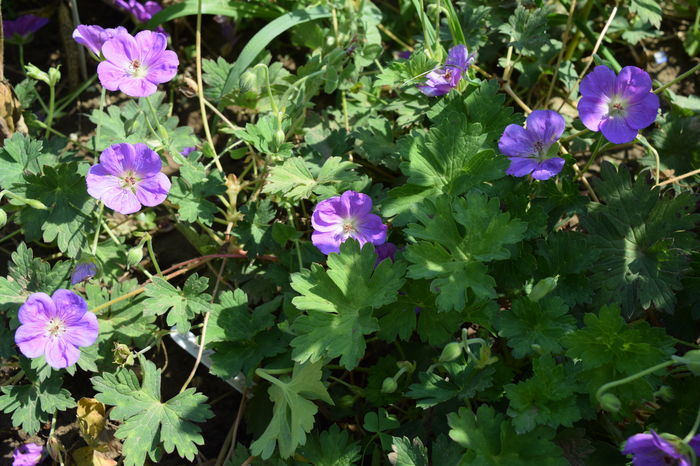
[221,385,250,466]
[503,84,532,114]
[545,0,577,106]
[195,0,221,171]
[560,3,618,112]
[179,258,229,393]
[654,167,700,187]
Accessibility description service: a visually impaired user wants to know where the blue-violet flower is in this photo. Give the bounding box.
[71,262,98,285]
[72,24,129,58]
[311,190,387,255]
[418,45,475,97]
[15,290,98,369]
[3,15,48,44]
[498,109,566,180]
[623,431,700,466]
[578,65,660,144]
[12,443,43,466]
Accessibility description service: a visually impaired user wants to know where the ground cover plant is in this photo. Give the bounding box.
[0,0,699,464]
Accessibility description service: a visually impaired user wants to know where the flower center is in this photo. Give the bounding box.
[45,318,66,338]
[341,219,357,237]
[120,171,140,192]
[607,95,628,118]
[128,59,148,78]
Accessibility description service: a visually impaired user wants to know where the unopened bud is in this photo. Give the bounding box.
[599,393,621,412]
[439,342,462,362]
[126,246,144,268]
[25,63,50,84]
[381,377,398,393]
[655,385,674,402]
[22,198,48,210]
[273,128,286,147]
[0,209,7,228]
[673,350,700,376]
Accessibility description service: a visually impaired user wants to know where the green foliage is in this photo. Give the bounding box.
[505,355,583,433]
[263,156,360,201]
[562,304,676,404]
[447,405,567,465]
[0,133,54,188]
[168,158,226,225]
[582,162,699,317]
[236,199,276,256]
[251,361,333,459]
[0,374,74,435]
[364,408,400,449]
[206,291,288,379]
[92,356,213,466]
[390,437,429,466]
[143,274,211,333]
[16,163,96,258]
[384,113,506,221]
[498,5,551,56]
[405,194,527,311]
[299,425,361,466]
[290,240,405,369]
[0,243,71,311]
[407,363,495,408]
[628,0,662,28]
[494,296,576,358]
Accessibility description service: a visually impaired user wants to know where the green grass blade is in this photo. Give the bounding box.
[145,0,285,28]
[218,5,331,100]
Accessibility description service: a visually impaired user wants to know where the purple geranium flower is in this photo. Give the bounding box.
[311,190,387,255]
[97,30,178,97]
[12,443,43,466]
[418,45,475,97]
[375,242,397,265]
[623,431,700,466]
[87,143,171,215]
[115,0,162,23]
[3,15,48,43]
[72,25,129,58]
[498,109,566,180]
[71,262,98,285]
[180,146,196,157]
[15,290,98,369]
[578,65,660,144]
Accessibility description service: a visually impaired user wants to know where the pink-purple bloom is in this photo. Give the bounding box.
[375,242,397,265]
[12,443,43,466]
[97,30,178,97]
[3,15,48,43]
[115,0,162,23]
[578,65,660,144]
[622,431,700,466]
[181,146,196,157]
[311,190,388,255]
[498,110,566,180]
[15,290,98,369]
[418,45,475,97]
[71,263,98,285]
[87,143,171,215]
[72,25,129,58]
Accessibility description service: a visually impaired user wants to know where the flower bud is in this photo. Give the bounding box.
[25,63,50,84]
[529,276,558,302]
[113,343,134,367]
[273,128,286,148]
[381,377,398,393]
[0,209,7,228]
[599,393,621,412]
[654,385,674,402]
[22,198,48,210]
[48,66,61,86]
[439,342,462,362]
[674,350,700,376]
[126,246,144,268]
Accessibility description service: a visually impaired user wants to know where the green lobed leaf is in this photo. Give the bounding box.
[92,356,213,466]
[290,240,406,369]
[0,374,74,435]
[299,425,361,466]
[143,274,211,333]
[405,194,527,312]
[251,361,333,459]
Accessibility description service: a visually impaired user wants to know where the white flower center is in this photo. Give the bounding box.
[607,95,628,118]
[120,170,140,192]
[127,59,148,78]
[341,219,357,238]
[45,318,66,338]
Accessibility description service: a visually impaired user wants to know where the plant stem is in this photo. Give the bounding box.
[595,359,674,403]
[44,79,55,138]
[195,0,221,171]
[654,62,700,95]
[683,403,700,443]
[577,134,605,179]
[146,235,162,276]
[94,86,106,152]
[91,202,104,255]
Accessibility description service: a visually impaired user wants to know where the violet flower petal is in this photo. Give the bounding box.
[531,157,565,180]
[506,157,539,177]
[599,116,638,144]
[499,124,535,157]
